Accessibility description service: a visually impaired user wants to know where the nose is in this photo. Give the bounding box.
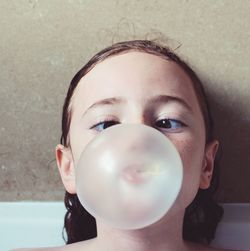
[125,110,151,127]
[120,119,158,159]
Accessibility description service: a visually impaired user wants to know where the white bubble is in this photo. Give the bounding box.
[76,124,183,230]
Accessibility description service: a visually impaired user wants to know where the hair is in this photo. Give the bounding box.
[60,40,223,245]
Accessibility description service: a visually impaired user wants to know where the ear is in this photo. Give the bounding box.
[55,144,76,194]
[199,140,219,189]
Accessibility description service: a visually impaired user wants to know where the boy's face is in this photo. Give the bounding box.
[57,52,218,213]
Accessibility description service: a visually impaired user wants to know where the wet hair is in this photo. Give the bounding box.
[60,40,223,245]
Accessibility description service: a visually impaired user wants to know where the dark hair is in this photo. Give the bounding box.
[60,40,223,245]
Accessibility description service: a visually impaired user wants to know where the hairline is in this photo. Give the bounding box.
[64,45,212,146]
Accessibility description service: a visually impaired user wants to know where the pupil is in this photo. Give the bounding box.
[156,119,170,128]
[104,121,117,129]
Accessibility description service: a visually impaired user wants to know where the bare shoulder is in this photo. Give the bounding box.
[206,247,245,251]
[10,246,65,251]
[189,242,244,251]
[10,239,96,251]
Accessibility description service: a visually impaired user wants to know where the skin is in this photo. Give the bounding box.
[14,52,237,251]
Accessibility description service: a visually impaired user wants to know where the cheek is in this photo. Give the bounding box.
[180,141,204,186]
[69,124,94,164]
[169,135,205,207]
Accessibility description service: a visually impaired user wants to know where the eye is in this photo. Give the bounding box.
[155,119,186,131]
[91,120,120,132]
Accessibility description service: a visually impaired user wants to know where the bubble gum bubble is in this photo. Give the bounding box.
[76,124,183,230]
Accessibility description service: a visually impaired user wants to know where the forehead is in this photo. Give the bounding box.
[71,52,201,114]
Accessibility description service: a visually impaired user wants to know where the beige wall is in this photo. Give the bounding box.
[0,0,249,202]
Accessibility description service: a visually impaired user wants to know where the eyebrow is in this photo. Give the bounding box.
[82,94,193,118]
[82,97,125,117]
[148,95,193,113]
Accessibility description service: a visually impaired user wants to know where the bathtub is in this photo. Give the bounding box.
[0,202,249,251]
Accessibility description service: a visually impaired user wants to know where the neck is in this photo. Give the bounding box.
[94,209,189,251]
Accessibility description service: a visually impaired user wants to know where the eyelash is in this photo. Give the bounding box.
[155,118,187,131]
[90,120,120,132]
[90,118,186,132]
